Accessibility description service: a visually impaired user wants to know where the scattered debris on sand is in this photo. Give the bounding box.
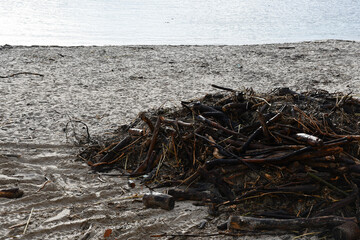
[81,86,360,239]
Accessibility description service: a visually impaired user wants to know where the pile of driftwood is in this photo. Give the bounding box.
[81,86,360,239]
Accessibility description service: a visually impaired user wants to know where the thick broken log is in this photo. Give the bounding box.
[228,215,357,231]
[143,192,175,210]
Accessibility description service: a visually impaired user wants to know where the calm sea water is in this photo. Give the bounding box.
[0,0,359,45]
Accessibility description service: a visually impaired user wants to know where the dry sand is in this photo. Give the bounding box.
[0,40,359,239]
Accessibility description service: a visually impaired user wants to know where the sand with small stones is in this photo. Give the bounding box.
[0,40,359,239]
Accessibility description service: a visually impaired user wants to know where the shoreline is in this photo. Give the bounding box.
[2,38,358,48]
[0,39,359,239]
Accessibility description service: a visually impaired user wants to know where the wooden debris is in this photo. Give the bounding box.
[142,192,175,210]
[23,207,34,235]
[0,188,24,198]
[128,179,136,188]
[227,215,357,231]
[80,87,360,237]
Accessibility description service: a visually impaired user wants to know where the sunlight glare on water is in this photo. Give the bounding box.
[0,0,359,45]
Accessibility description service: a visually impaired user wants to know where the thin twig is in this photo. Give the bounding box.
[0,72,44,78]
[23,207,34,235]
[37,180,51,192]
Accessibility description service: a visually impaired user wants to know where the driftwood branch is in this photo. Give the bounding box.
[0,72,44,78]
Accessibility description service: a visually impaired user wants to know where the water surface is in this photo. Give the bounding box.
[0,0,359,45]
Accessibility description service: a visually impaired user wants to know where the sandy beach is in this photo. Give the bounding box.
[0,40,359,239]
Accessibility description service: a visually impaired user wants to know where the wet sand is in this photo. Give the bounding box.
[0,40,359,239]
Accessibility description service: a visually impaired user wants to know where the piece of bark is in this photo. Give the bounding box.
[143,192,175,210]
[228,215,356,231]
[0,188,24,198]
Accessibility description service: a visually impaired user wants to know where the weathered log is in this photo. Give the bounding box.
[143,192,175,210]
[228,215,357,231]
